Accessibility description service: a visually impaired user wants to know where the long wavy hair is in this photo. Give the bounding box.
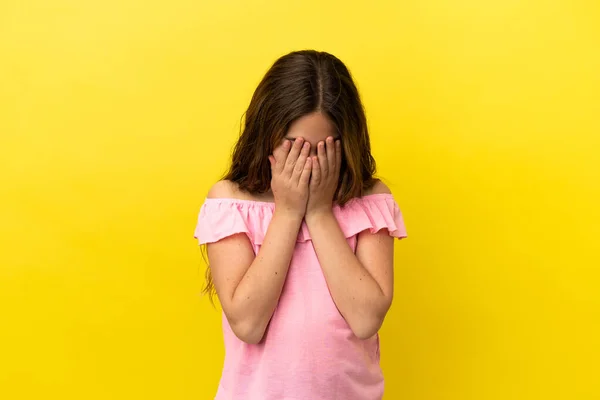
[202,50,377,301]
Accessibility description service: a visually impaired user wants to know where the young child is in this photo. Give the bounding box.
[194,50,407,400]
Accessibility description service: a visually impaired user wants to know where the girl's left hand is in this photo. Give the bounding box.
[307,136,342,217]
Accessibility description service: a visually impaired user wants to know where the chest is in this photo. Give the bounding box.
[255,238,358,334]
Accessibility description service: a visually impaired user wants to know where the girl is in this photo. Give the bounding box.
[194,50,407,400]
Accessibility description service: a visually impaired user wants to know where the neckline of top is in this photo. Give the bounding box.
[203,193,394,206]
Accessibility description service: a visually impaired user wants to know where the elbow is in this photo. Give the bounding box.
[349,301,391,340]
[351,316,385,340]
[229,318,267,345]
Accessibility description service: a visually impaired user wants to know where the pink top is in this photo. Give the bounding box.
[195,193,407,400]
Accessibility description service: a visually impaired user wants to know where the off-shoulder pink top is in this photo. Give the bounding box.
[194,193,407,400]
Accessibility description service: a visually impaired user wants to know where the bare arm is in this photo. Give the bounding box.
[206,138,312,344]
[305,137,394,339]
[305,204,394,340]
[208,209,303,344]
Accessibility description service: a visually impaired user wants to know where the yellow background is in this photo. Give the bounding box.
[1,1,599,399]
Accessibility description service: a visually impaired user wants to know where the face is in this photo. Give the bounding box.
[283,112,339,157]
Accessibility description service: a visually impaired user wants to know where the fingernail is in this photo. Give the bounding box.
[303,142,309,149]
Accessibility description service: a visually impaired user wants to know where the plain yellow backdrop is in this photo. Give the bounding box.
[1,1,599,399]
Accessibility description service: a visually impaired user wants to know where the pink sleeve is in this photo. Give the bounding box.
[335,194,408,239]
[193,199,274,245]
[194,200,252,245]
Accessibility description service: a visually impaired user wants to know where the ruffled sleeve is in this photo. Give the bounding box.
[194,199,274,245]
[334,193,407,240]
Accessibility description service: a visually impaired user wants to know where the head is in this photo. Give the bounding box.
[224,50,377,203]
[203,51,378,301]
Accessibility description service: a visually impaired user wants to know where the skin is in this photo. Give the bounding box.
[206,111,395,343]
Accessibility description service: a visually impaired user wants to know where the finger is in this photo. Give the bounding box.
[284,138,304,174]
[268,155,275,170]
[311,156,321,187]
[335,140,342,175]
[326,137,336,174]
[299,157,312,186]
[293,141,311,183]
[317,141,328,176]
[273,140,291,173]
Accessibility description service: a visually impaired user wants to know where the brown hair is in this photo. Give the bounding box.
[202,50,377,300]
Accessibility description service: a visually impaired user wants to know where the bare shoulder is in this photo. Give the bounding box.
[365,179,392,196]
[207,180,270,202]
[207,180,239,199]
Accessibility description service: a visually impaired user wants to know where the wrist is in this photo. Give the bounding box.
[305,207,335,224]
[273,206,305,224]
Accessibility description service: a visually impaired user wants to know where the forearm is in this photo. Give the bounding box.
[306,210,389,339]
[230,210,302,340]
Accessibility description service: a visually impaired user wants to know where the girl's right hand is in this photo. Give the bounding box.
[268,138,312,219]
